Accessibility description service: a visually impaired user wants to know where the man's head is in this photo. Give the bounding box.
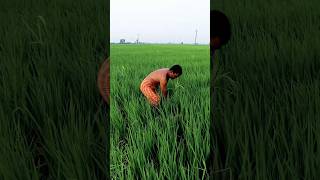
[168,64,182,79]
[211,10,231,49]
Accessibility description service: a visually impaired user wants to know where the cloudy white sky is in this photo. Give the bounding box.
[111,0,210,44]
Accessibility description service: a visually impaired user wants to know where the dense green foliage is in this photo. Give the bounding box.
[111,44,210,179]
[0,0,109,179]
[212,0,320,179]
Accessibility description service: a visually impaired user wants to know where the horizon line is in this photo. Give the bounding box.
[110,42,209,45]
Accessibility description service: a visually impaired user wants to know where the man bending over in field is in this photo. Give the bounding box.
[140,65,182,106]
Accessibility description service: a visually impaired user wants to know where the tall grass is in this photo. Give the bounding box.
[110,44,210,179]
[211,0,320,179]
[0,0,109,179]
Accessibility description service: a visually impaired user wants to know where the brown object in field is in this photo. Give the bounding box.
[97,57,110,104]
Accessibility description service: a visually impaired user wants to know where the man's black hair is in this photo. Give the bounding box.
[211,10,231,47]
[169,64,182,75]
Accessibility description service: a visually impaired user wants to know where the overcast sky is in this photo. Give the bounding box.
[111,0,210,44]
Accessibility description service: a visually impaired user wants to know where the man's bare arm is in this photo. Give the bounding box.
[160,80,168,97]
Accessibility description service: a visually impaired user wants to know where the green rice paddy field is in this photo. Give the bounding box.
[212,0,320,179]
[110,44,210,179]
[0,0,109,179]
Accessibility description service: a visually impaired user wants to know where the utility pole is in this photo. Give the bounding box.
[136,34,140,44]
[194,29,198,45]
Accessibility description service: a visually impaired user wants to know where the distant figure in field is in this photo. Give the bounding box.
[140,65,182,106]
